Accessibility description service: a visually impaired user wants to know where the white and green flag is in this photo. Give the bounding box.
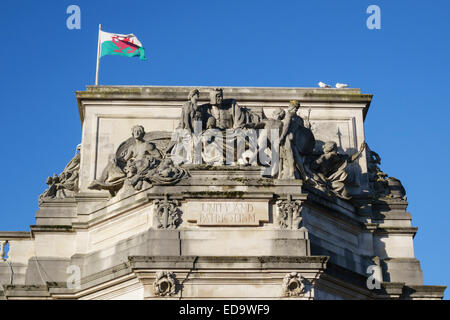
[99,30,146,60]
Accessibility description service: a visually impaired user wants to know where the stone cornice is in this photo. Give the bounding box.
[76,85,372,124]
[29,225,74,237]
[374,227,418,237]
[0,231,31,240]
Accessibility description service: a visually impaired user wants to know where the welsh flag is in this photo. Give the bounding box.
[99,30,146,60]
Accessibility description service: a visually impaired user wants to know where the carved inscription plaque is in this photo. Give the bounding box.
[186,200,269,226]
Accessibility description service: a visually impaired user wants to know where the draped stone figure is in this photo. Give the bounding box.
[205,88,261,130]
[178,88,200,133]
[250,108,285,173]
[278,101,315,180]
[308,141,366,199]
[175,88,261,133]
[253,101,315,179]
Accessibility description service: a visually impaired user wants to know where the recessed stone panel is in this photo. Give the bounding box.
[185,200,269,226]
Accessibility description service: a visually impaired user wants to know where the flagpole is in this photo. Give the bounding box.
[95,24,101,85]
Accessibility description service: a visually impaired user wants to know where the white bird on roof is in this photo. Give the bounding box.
[335,83,349,88]
[318,81,331,88]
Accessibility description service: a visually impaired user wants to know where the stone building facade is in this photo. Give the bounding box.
[0,86,445,299]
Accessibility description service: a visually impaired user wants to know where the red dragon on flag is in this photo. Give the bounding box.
[111,35,138,54]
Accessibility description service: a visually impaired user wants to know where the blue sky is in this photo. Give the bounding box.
[0,0,448,298]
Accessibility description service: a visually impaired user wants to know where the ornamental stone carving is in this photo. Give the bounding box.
[276,195,303,230]
[154,196,182,229]
[281,272,305,297]
[39,144,81,204]
[153,271,178,296]
[82,89,389,203]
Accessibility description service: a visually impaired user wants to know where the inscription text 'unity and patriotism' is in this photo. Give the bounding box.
[186,201,269,226]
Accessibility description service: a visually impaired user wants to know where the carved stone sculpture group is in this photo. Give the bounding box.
[170,88,368,200]
[39,144,81,203]
[40,88,406,204]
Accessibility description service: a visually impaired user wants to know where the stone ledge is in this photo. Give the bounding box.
[3,284,51,298]
[30,225,74,236]
[76,86,372,123]
[403,285,446,299]
[374,227,418,236]
[38,197,77,208]
[128,255,329,270]
[78,86,369,102]
[0,231,31,240]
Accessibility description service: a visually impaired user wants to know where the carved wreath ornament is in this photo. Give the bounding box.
[282,272,305,297]
[153,271,178,296]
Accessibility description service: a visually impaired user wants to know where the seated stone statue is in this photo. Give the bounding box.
[308,141,365,199]
[201,88,261,131]
[89,125,188,196]
[171,88,264,165]
[89,125,162,194]
[122,125,163,190]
